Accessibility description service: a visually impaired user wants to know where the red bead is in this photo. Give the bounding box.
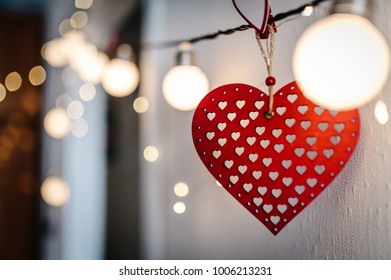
[265,76,276,86]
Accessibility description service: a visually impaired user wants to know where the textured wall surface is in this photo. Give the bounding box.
[140,0,391,259]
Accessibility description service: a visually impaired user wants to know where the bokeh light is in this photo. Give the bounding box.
[59,19,73,36]
[41,176,70,207]
[174,182,189,197]
[5,72,22,92]
[71,11,88,29]
[56,93,73,108]
[44,108,71,139]
[143,146,159,162]
[29,65,47,86]
[79,83,96,101]
[173,202,186,214]
[0,83,6,102]
[75,0,93,9]
[133,96,149,113]
[71,118,89,138]
[101,58,139,97]
[375,100,389,125]
[67,100,84,120]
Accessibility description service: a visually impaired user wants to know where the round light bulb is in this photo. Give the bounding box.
[101,58,140,97]
[162,65,209,111]
[293,14,390,110]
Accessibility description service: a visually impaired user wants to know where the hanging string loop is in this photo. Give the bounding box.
[255,24,276,120]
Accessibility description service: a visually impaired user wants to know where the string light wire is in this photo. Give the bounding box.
[143,0,330,49]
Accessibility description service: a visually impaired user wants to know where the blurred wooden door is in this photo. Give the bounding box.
[0,9,43,259]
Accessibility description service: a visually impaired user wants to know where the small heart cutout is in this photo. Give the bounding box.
[192,82,360,235]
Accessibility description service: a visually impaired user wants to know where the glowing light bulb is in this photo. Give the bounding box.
[293,12,390,110]
[101,59,139,97]
[301,5,314,17]
[41,176,70,207]
[163,66,209,111]
[162,43,209,111]
[101,44,139,97]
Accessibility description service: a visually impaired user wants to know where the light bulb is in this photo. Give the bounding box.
[293,2,390,111]
[163,65,209,111]
[101,58,139,97]
[162,43,209,111]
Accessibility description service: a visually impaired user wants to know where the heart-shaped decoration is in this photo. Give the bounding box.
[232,0,270,34]
[192,82,360,235]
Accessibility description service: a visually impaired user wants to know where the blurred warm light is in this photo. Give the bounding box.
[174,182,189,197]
[0,83,6,102]
[301,5,313,17]
[375,100,389,125]
[173,202,186,214]
[29,65,47,86]
[71,118,89,138]
[75,0,93,9]
[71,11,88,29]
[133,96,149,113]
[42,39,68,67]
[41,176,70,207]
[143,146,159,162]
[61,30,87,59]
[293,14,390,110]
[43,31,86,68]
[44,108,71,139]
[76,51,109,84]
[101,58,139,97]
[79,83,96,101]
[5,72,22,92]
[67,100,84,120]
[162,65,209,111]
[59,19,73,36]
[69,44,97,72]
[56,93,73,108]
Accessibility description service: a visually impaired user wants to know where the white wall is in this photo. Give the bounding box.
[140,0,391,259]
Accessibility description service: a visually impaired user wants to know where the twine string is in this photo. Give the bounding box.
[256,25,276,118]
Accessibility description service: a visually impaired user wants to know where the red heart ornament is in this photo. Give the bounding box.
[192,82,360,235]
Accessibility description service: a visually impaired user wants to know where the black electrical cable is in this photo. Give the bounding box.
[143,0,330,49]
